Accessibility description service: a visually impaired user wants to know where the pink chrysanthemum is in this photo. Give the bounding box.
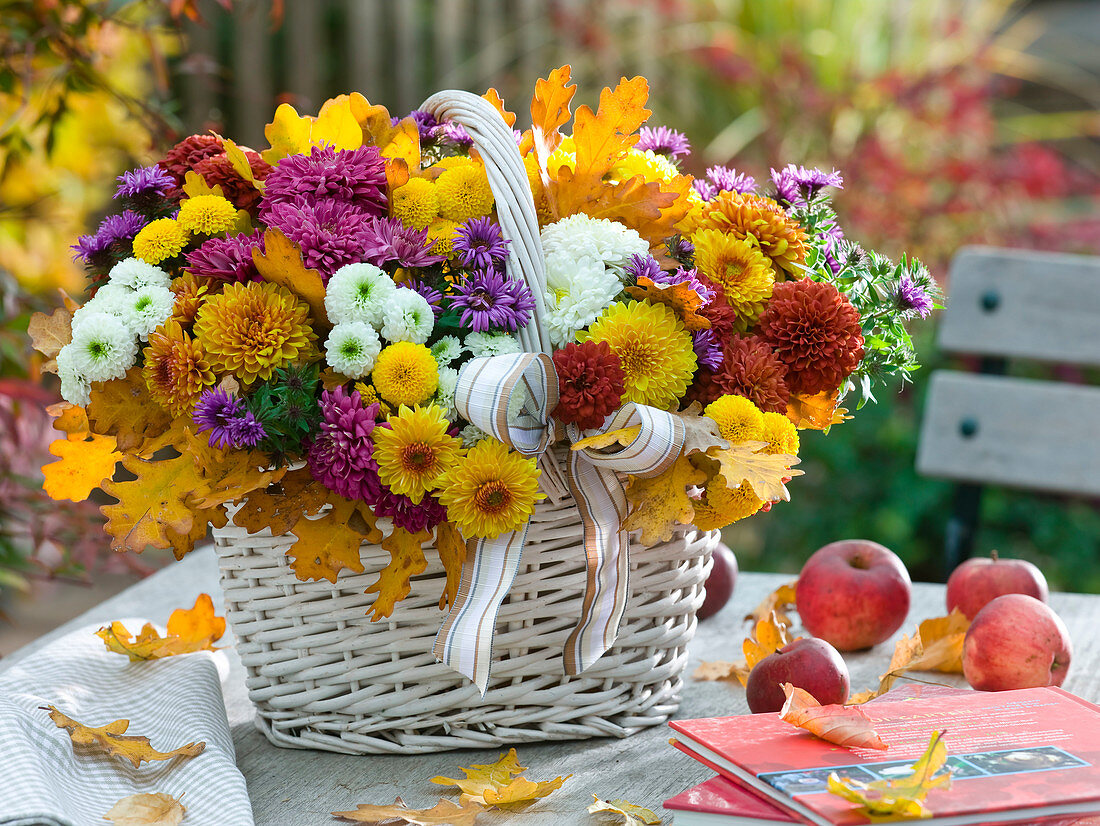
[374,489,447,533]
[359,216,445,269]
[263,200,373,280]
[261,145,388,217]
[186,231,265,283]
[307,386,384,503]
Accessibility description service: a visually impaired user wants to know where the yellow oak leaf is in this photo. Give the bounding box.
[252,228,329,328]
[744,581,798,628]
[41,433,119,502]
[675,401,729,456]
[186,432,285,510]
[365,527,430,620]
[261,99,362,164]
[42,705,205,768]
[287,497,366,583]
[552,175,686,247]
[103,792,185,826]
[262,103,311,163]
[786,390,851,431]
[708,439,802,503]
[46,401,90,439]
[626,276,711,332]
[828,731,950,818]
[166,591,226,648]
[380,116,422,169]
[482,776,568,811]
[219,135,265,193]
[483,87,517,127]
[743,610,798,673]
[182,170,224,198]
[97,594,224,661]
[234,467,329,535]
[780,684,888,750]
[86,369,177,454]
[571,426,642,452]
[587,796,661,826]
[333,797,482,825]
[909,609,970,674]
[434,520,468,611]
[431,749,570,812]
[693,659,751,684]
[527,65,576,187]
[347,93,399,148]
[27,306,72,372]
[623,455,706,546]
[571,75,651,182]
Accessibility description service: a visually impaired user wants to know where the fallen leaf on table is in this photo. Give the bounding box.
[588,795,661,825]
[97,593,225,661]
[743,611,798,673]
[828,730,950,817]
[692,659,750,684]
[744,581,798,628]
[103,792,185,826]
[779,684,888,750]
[43,705,205,767]
[431,748,571,812]
[333,797,482,825]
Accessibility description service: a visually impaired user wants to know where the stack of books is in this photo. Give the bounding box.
[665,685,1100,825]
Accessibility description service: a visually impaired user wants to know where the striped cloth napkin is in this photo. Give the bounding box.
[0,620,253,826]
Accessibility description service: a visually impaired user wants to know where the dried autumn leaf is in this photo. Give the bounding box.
[555,175,686,247]
[744,611,798,672]
[571,76,651,180]
[365,527,430,620]
[103,792,185,826]
[528,65,576,179]
[28,306,72,372]
[182,170,224,198]
[348,94,399,148]
[41,434,119,502]
[626,277,710,332]
[46,401,89,439]
[909,610,970,674]
[380,116,422,169]
[675,401,730,457]
[692,659,750,684]
[431,748,570,813]
[588,796,661,826]
[261,98,363,166]
[187,431,285,509]
[287,497,366,582]
[235,468,329,535]
[708,440,802,503]
[86,369,177,454]
[97,593,225,661]
[435,520,467,611]
[483,87,517,127]
[744,581,798,627]
[333,797,482,825]
[43,705,205,767]
[828,731,950,818]
[571,425,642,452]
[252,228,329,328]
[623,456,706,546]
[482,776,568,811]
[780,684,888,750]
[219,135,265,193]
[786,390,851,431]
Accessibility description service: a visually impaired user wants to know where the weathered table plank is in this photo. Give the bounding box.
[5,546,1099,824]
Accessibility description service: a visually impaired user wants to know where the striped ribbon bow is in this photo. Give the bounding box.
[433,353,686,693]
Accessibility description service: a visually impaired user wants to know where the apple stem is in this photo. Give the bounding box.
[991,549,999,562]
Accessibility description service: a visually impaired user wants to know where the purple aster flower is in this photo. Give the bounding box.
[399,280,444,319]
[707,165,756,195]
[452,217,510,271]
[406,109,440,143]
[693,328,724,371]
[71,232,114,268]
[72,210,149,269]
[186,230,265,283]
[896,274,934,319]
[821,223,845,276]
[450,269,535,333]
[114,165,175,207]
[374,489,447,533]
[770,164,843,206]
[360,216,446,269]
[667,235,694,264]
[636,125,691,159]
[98,210,148,244]
[193,388,245,449]
[229,410,267,448]
[263,200,374,280]
[692,178,717,201]
[307,386,383,503]
[625,253,664,284]
[260,144,388,217]
[438,120,474,149]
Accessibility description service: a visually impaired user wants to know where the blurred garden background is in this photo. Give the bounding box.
[2,0,1099,650]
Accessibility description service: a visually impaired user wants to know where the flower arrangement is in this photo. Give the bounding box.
[31,66,936,686]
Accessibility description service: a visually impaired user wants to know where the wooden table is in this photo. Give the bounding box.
[5,547,1099,824]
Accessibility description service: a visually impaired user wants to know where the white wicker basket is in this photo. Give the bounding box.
[212,89,720,754]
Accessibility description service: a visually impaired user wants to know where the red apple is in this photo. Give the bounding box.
[698,544,738,621]
[795,539,911,651]
[946,551,1049,620]
[962,593,1072,691]
[745,638,850,713]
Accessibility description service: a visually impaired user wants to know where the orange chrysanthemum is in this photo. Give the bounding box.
[143,319,216,415]
[170,272,210,326]
[193,281,316,384]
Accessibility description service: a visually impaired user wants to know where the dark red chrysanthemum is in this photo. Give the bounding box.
[159,135,225,185]
[755,280,864,395]
[717,335,790,413]
[192,151,272,213]
[552,341,626,430]
[685,367,725,408]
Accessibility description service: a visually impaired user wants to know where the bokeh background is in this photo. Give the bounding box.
[2,0,1098,650]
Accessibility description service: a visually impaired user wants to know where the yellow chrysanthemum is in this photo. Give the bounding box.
[391,177,439,230]
[692,228,775,328]
[693,476,763,531]
[374,404,463,504]
[353,381,392,417]
[436,438,544,539]
[434,156,474,171]
[177,194,237,235]
[371,341,439,407]
[435,162,494,222]
[579,301,696,410]
[193,281,316,384]
[759,410,800,456]
[426,217,460,257]
[705,394,764,443]
[142,319,216,415]
[547,136,576,177]
[170,272,209,326]
[132,218,188,265]
[610,147,680,185]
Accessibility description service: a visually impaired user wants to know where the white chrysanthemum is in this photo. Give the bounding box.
[324,262,396,326]
[460,424,489,448]
[123,285,176,340]
[433,365,460,420]
[380,288,434,344]
[325,321,382,378]
[66,312,137,382]
[540,214,649,276]
[430,335,462,366]
[542,251,623,348]
[108,257,171,290]
[56,346,91,407]
[465,331,521,358]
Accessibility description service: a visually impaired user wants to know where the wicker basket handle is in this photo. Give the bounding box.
[419,90,553,356]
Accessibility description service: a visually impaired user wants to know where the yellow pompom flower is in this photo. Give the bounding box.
[692,228,775,328]
[132,218,188,265]
[353,381,392,417]
[437,438,544,539]
[177,194,237,235]
[371,341,439,407]
[579,301,696,410]
[193,281,316,384]
[374,404,463,504]
[705,394,764,443]
[435,162,494,222]
[759,410,800,456]
[610,148,680,185]
[391,177,439,230]
[426,217,460,257]
[693,476,763,531]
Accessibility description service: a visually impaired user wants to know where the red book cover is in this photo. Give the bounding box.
[669,686,1100,825]
[664,774,796,824]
